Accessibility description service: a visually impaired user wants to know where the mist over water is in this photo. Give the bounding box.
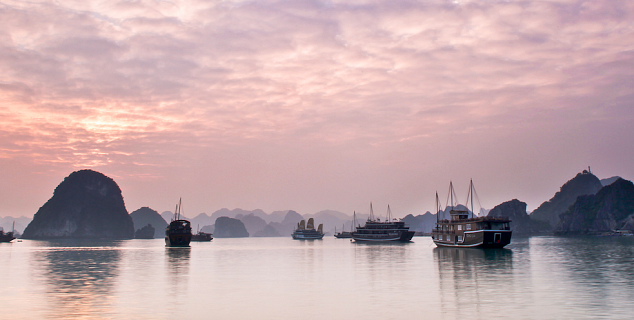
[2,236,633,319]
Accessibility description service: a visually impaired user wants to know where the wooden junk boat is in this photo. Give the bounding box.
[334,211,356,239]
[191,225,213,242]
[165,198,192,247]
[351,204,415,242]
[432,181,512,248]
[0,222,16,243]
[292,218,324,240]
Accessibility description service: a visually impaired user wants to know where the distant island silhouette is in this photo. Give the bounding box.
[8,168,634,239]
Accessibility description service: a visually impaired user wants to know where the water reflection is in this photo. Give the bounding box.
[355,242,411,292]
[528,236,634,317]
[434,248,514,317]
[31,239,123,319]
[165,247,191,301]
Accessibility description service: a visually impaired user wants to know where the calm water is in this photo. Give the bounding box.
[1,236,633,319]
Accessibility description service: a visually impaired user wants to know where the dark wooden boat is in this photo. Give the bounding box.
[432,181,512,248]
[334,230,352,238]
[0,222,16,243]
[334,211,355,239]
[165,198,192,247]
[191,226,213,241]
[191,231,213,241]
[351,204,415,242]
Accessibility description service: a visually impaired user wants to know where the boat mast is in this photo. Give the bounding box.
[450,181,454,210]
[387,205,392,222]
[351,211,355,232]
[436,191,440,227]
[447,181,458,210]
[470,179,474,219]
[369,202,374,221]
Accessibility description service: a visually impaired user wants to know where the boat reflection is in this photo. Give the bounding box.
[31,240,123,319]
[355,242,411,288]
[165,247,191,298]
[434,247,514,316]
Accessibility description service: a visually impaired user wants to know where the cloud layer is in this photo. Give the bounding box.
[2,0,634,216]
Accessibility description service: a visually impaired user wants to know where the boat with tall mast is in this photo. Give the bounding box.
[165,198,192,247]
[334,211,356,238]
[351,204,415,242]
[292,218,325,240]
[0,222,16,243]
[431,180,512,248]
[191,224,213,242]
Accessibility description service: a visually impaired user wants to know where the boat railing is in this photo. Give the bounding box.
[437,216,511,223]
[432,230,457,234]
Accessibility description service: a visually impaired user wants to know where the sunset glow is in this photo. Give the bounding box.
[2,0,633,217]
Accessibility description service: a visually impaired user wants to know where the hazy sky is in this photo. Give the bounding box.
[1,0,633,218]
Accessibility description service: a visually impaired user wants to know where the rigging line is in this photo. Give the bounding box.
[472,183,483,214]
[464,181,472,210]
[445,181,453,210]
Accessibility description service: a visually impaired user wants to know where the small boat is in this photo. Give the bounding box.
[165,198,192,247]
[292,218,324,240]
[334,211,356,238]
[0,222,16,243]
[431,180,512,248]
[191,225,213,241]
[351,204,415,242]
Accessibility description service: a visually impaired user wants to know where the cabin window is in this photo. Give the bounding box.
[457,235,463,242]
[466,224,472,230]
[457,225,462,231]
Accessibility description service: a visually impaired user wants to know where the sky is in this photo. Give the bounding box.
[1,0,633,219]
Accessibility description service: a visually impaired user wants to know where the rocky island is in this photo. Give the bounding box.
[555,178,634,235]
[487,199,550,234]
[530,170,603,229]
[22,169,134,239]
[213,217,249,238]
[130,207,168,238]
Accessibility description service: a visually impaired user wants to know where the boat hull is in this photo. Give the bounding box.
[292,230,324,240]
[334,231,352,239]
[191,233,213,242]
[165,233,192,247]
[0,233,15,243]
[352,231,415,242]
[165,220,192,247]
[433,230,512,248]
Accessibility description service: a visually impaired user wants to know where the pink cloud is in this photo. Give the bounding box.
[1,0,634,216]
